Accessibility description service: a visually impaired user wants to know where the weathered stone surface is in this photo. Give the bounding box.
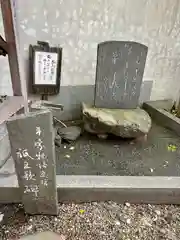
[7,110,58,215]
[58,126,81,142]
[94,41,148,109]
[83,103,151,138]
[20,232,65,240]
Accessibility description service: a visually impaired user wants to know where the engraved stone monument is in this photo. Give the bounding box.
[94,41,148,109]
[7,110,58,215]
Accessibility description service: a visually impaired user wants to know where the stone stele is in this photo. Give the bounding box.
[82,103,151,138]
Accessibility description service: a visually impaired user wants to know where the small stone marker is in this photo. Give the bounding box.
[94,41,148,109]
[7,110,58,215]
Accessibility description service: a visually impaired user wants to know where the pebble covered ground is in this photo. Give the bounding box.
[0,202,180,239]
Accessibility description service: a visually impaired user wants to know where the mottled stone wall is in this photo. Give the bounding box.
[15,0,180,101]
[1,0,180,103]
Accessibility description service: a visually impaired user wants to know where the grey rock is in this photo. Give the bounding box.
[83,103,151,138]
[55,133,61,141]
[55,137,62,147]
[54,128,60,140]
[54,128,62,147]
[58,126,82,142]
[97,134,108,140]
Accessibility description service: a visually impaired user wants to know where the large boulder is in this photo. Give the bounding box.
[82,103,151,138]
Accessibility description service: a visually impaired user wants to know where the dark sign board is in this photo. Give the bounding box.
[29,41,62,95]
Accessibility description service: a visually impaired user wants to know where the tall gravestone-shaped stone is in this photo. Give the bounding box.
[94,41,148,109]
[7,110,58,215]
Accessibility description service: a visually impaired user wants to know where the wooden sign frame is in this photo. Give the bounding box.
[29,41,62,95]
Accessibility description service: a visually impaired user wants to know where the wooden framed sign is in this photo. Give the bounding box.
[29,41,62,95]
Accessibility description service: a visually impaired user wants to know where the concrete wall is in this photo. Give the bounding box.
[1,0,180,119]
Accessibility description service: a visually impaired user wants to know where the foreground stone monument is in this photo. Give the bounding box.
[94,41,148,109]
[7,110,58,215]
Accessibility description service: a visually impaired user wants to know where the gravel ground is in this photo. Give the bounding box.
[0,202,180,239]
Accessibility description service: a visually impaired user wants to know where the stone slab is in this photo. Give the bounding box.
[57,176,180,205]
[6,110,58,215]
[143,101,180,136]
[1,176,180,205]
[94,41,148,109]
[143,99,173,111]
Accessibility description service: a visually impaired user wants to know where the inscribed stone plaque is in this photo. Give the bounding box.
[94,41,148,109]
[7,110,58,215]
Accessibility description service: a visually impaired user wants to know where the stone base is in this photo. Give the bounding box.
[143,99,180,136]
